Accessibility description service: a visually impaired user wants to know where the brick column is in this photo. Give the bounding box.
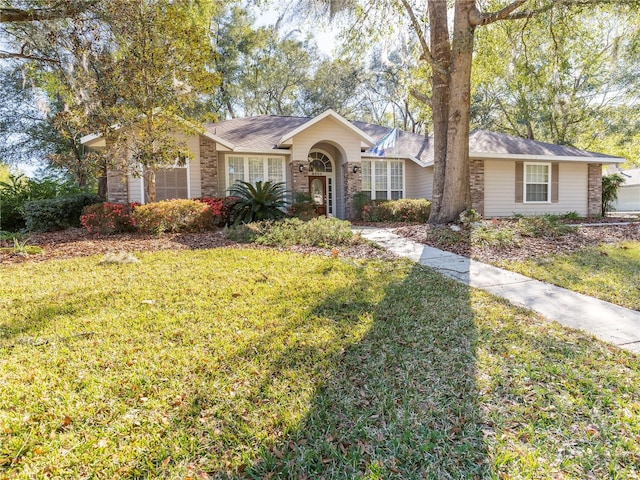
[344,162,362,220]
[470,158,485,216]
[587,163,603,217]
[200,136,219,197]
[291,161,308,194]
[106,169,128,204]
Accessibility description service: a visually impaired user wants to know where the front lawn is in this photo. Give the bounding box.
[499,241,640,311]
[1,248,639,478]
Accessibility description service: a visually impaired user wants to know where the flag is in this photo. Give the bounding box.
[368,128,397,157]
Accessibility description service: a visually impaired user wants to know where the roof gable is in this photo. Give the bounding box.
[277,109,375,147]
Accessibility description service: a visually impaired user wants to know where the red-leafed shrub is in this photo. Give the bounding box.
[132,199,214,234]
[196,197,237,227]
[80,202,138,234]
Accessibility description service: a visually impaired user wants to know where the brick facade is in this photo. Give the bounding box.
[587,163,603,217]
[344,162,362,220]
[290,161,309,194]
[200,135,219,197]
[470,158,485,216]
[107,169,128,204]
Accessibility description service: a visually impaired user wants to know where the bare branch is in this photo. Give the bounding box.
[399,0,448,78]
[0,50,59,63]
[469,1,528,26]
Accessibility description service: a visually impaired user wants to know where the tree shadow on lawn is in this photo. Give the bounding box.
[229,264,489,479]
[0,289,105,343]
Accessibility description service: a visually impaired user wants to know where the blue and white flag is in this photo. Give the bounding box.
[368,128,397,157]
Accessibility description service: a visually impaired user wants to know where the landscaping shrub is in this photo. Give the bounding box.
[515,215,575,238]
[23,193,101,232]
[362,198,431,223]
[602,173,625,216]
[470,224,519,249]
[288,192,318,221]
[80,203,138,234]
[228,180,287,224]
[197,197,236,227]
[352,192,371,220]
[226,217,355,248]
[0,173,88,231]
[132,199,214,234]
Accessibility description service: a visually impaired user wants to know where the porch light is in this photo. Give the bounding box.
[298,164,305,173]
[352,165,360,174]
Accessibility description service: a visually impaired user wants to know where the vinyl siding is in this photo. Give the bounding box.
[484,159,588,217]
[614,185,640,211]
[405,163,433,199]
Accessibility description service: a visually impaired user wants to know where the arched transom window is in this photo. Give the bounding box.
[308,151,332,173]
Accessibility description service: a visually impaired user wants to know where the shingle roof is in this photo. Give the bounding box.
[204,115,619,163]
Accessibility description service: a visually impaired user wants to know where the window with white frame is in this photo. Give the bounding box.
[361,160,404,200]
[227,155,285,188]
[524,163,550,202]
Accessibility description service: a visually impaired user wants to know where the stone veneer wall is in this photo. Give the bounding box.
[107,169,128,204]
[200,136,219,197]
[469,158,485,216]
[290,161,308,194]
[587,163,603,217]
[344,162,362,220]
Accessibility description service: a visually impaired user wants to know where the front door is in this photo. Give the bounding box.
[309,176,327,216]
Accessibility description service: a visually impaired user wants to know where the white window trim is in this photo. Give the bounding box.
[523,161,551,204]
[225,154,286,191]
[139,161,191,204]
[361,159,406,201]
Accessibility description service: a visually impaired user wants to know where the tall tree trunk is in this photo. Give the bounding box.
[441,0,475,221]
[144,168,156,203]
[427,0,451,223]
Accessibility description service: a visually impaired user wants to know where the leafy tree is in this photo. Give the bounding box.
[471,9,640,150]
[298,0,640,223]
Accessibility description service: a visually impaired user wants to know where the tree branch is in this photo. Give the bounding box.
[0,2,96,23]
[410,88,431,105]
[469,1,528,26]
[0,50,59,63]
[399,0,448,78]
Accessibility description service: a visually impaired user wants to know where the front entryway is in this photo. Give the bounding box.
[309,176,327,216]
[307,150,335,216]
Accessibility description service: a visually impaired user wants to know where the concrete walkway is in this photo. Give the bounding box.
[358,227,640,353]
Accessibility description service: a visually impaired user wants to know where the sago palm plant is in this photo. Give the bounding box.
[228,180,288,224]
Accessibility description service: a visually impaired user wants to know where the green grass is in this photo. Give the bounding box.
[1,248,640,478]
[501,241,640,311]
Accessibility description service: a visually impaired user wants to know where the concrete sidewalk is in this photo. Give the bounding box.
[358,227,640,353]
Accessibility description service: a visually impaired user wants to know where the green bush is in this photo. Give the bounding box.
[515,215,575,238]
[470,224,519,249]
[132,199,214,234]
[352,192,371,220]
[23,193,101,232]
[0,173,89,231]
[362,198,431,223]
[226,217,355,248]
[288,192,318,221]
[228,181,288,224]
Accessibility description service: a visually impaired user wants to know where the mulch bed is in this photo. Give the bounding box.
[394,222,640,264]
[0,228,398,265]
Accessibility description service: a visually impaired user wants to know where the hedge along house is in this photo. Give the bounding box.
[81,109,623,219]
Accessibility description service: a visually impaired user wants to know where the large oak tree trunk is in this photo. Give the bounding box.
[428,0,475,224]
